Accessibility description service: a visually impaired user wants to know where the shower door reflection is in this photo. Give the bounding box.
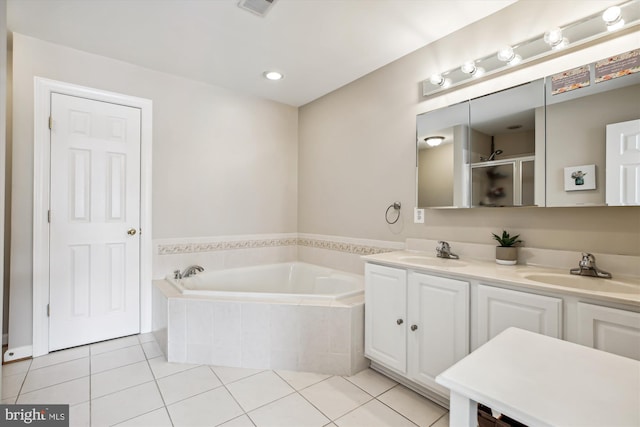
[471,157,534,207]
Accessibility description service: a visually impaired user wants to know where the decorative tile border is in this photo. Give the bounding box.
[157,238,298,255]
[297,237,396,256]
[156,235,399,256]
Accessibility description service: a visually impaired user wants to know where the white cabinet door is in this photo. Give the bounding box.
[606,119,640,206]
[577,302,640,360]
[408,272,469,395]
[365,263,407,373]
[476,285,562,348]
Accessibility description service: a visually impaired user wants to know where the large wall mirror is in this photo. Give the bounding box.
[416,50,640,209]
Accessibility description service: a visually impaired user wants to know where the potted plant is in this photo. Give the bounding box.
[492,230,522,265]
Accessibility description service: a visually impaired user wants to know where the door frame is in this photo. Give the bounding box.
[33,77,153,357]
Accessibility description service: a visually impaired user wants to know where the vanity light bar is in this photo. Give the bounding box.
[423,0,640,97]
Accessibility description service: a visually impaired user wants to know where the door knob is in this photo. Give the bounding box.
[127,228,137,236]
[396,319,404,325]
[411,324,418,331]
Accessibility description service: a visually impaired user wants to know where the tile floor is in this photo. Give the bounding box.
[2,334,449,427]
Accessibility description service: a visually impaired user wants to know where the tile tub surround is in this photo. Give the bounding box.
[153,280,368,376]
[2,334,449,427]
[153,233,404,278]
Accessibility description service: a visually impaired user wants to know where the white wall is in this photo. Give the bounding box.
[298,1,640,255]
[9,33,298,349]
[1,0,7,383]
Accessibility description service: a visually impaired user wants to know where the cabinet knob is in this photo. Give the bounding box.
[411,324,418,331]
[396,319,404,325]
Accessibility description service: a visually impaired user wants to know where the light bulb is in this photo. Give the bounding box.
[497,46,515,62]
[461,61,477,75]
[263,71,284,81]
[430,74,445,86]
[603,6,624,31]
[544,28,568,49]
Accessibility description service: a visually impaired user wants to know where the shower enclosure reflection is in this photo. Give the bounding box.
[469,79,544,207]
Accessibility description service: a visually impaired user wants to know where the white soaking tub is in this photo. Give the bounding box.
[167,262,363,302]
[152,262,367,375]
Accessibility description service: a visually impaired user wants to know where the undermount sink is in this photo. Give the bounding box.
[396,255,468,268]
[522,273,640,294]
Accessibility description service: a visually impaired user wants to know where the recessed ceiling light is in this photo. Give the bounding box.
[263,71,284,81]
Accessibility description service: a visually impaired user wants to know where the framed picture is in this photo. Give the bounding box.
[564,164,596,191]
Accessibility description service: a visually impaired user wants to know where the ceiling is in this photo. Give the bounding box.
[6,0,517,106]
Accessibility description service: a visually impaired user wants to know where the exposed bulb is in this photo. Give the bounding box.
[461,61,477,75]
[602,6,624,31]
[544,28,569,50]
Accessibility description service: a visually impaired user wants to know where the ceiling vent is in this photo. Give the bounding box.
[237,0,277,17]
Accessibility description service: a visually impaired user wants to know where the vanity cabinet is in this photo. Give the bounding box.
[365,263,469,397]
[408,271,469,395]
[576,302,640,360]
[364,263,407,372]
[475,284,562,349]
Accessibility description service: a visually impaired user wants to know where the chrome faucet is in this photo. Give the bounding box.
[174,265,204,279]
[570,253,612,279]
[436,241,459,259]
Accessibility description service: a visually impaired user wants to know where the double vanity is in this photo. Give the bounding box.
[362,245,640,407]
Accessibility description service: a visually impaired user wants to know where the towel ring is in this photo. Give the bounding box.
[385,201,401,224]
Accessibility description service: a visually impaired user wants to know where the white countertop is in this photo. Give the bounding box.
[436,327,640,427]
[362,250,640,306]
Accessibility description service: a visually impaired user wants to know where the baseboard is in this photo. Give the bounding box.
[4,345,33,362]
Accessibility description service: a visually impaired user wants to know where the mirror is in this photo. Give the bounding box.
[416,50,640,209]
[469,79,544,207]
[416,80,544,209]
[545,71,640,207]
[416,101,469,208]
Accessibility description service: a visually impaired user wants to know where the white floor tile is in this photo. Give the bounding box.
[2,360,32,377]
[115,408,173,426]
[157,365,222,404]
[276,369,331,390]
[69,401,90,427]
[227,371,295,412]
[30,346,89,370]
[344,368,397,397]
[137,332,157,344]
[91,381,164,426]
[90,335,141,355]
[22,357,89,394]
[218,415,255,427]
[249,392,330,427]
[148,356,199,379]
[91,361,154,398]
[300,376,373,421]
[1,371,27,399]
[431,413,449,427]
[142,340,164,359]
[17,377,89,406]
[211,365,264,384]
[378,385,447,427]
[335,399,417,427]
[168,387,244,427]
[91,344,146,374]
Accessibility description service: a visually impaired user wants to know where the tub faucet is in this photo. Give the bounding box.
[174,265,204,279]
[570,253,612,279]
[436,241,459,259]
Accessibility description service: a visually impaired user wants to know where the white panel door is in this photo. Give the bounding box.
[577,302,640,360]
[606,119,640,206]
[475,285,562,348]
[408,272,469,396]
[49,93,141,351]
[364,263,407,373]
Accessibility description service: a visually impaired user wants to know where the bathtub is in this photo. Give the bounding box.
[167,262,363,302]
[152,262,367,375]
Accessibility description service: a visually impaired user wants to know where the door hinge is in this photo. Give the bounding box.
[47,304,50,317]
[48,116,53,130]
[47,210,51,223]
